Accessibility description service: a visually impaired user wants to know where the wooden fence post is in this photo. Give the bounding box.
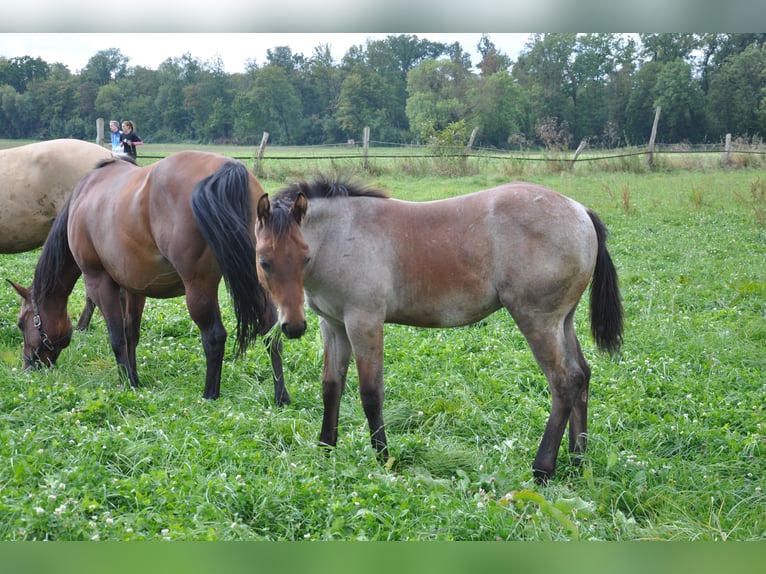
[570,139,588,169]
[723,133,732,167]
[254,131,269,174]
[362,127,370,171]
[96,117,104,146]
[646,106,661,168]
[461,126,479,169]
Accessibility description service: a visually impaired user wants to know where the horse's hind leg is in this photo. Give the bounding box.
[261,300,290,406]
[185,288,227,400]
[75,296,97,331]
[513,309,590,483]
[123,290,146,384]
[566,329,591,466]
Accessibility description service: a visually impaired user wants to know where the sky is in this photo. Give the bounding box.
[0,33,531,75]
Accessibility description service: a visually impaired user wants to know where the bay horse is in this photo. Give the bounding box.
[253,177,623,482]
[9,151,291,405]
[1,139,113,329]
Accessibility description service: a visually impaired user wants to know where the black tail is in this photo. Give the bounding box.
[190,161,269,357]
[587,209,624,354]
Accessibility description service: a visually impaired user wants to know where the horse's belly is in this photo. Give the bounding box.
[386,289,501,328]
[110,260,185,297]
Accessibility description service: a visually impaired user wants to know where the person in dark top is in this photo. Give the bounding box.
[120,120,143,158]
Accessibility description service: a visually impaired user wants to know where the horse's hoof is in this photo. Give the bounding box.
[533,467,553,485]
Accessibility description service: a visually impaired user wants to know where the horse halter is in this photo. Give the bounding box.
[25,293,64,367]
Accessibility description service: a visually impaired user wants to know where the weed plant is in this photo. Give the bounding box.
[0,157,763,540]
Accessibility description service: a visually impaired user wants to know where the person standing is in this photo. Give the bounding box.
[120,120,143,158]
[109,120,123,155]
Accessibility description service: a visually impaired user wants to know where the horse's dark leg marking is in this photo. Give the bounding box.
[185,290,226,400]
[318,318,352,449]
[261,300,290,406]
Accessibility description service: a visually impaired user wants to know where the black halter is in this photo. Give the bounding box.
[25,294,66,366]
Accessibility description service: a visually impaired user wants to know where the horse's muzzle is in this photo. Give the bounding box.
[281,320,307,339]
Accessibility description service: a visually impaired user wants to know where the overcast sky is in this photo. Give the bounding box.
[0,33,531,75]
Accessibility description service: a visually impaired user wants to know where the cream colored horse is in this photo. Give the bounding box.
[2,139,113,329]
[0,139,112,253]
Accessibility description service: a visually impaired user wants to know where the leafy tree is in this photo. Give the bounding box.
[405,57,473,142]
[235,64,302,144]
[653,59,706,142]
[513,33,577,141]
[638,33,698,63]
[625,61,663,143]
[476,34,512,77]
[335,69,390,140]
[467,70,524,147]
[81,48,129,86]
[0,55,50,93]
[706,44,766,138]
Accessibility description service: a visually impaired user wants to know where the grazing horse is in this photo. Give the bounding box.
[253,177,623,482]
[9,151,291,405]
[1,139,113,329]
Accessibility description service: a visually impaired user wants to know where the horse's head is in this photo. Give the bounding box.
[254,193,310,339]
[6,280,73,369]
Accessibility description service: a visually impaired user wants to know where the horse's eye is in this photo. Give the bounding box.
[303,256,311,267]
[259,258,272,272]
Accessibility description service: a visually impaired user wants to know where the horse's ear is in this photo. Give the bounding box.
[292,192,308,224]
[256,194,271,223]
[6,279,29,300]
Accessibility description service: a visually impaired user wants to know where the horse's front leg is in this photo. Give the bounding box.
[85,275,138,388]
[186,290,226,400]
[318,317,352,449]
[346,316,387,458]
[261,300,290,406]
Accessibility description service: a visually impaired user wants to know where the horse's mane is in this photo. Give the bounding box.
[266,174,389,236]
[32,195,77,303]
[274,174,390,204]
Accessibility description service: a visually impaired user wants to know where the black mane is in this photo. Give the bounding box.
[266,175,389,235]
[274,174,389,204]
[32,196,77,304]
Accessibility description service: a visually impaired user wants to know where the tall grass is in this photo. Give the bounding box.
[0,154,763,540]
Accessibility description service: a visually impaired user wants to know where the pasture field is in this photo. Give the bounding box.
[0,154,763,541]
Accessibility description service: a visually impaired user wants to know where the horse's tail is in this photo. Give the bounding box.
[587,209,624,354]
[190,161,269,357]
[34,194,80,302]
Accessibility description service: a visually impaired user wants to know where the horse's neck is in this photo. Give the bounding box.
[36,257,81,311]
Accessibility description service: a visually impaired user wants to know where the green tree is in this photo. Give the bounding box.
[653,59,706,142]
[513,33,577,144]
[235,64,302,144]
[706,44,766,138]
[477,34,512,77]
[467,70,524,147]
[80,48,129,86]
[405,57,474,142]
[335,69,390,140]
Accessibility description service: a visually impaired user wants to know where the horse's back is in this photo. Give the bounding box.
[306,182,597,328]
[0,139,112,253]
[67,151,262,297]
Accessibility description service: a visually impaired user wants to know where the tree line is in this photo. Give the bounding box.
[1,33,765,149]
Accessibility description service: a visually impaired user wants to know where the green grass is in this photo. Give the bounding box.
[0,158,764,540]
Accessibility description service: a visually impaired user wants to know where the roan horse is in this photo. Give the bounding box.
[254,177,623,482]
[9,151,291,405]
[1,139,113,329]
